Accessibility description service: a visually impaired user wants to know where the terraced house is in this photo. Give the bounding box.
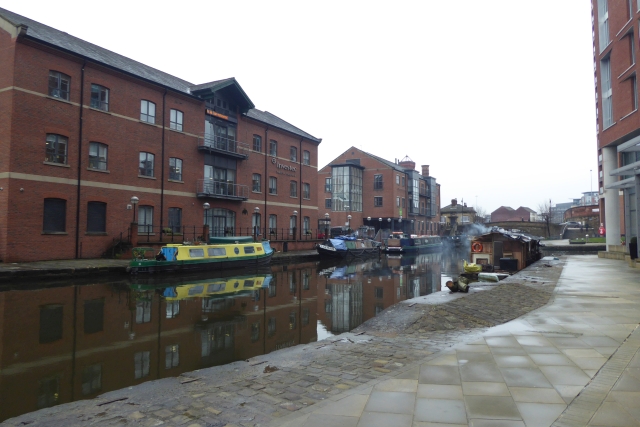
[0,7,321,262]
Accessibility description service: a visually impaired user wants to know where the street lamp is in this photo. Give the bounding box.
[203,202,210,239]
[324,213,330,239]
[347,214,352,234]
[253,207,260,241]
[130,196,139,223]
[292,210,298,240]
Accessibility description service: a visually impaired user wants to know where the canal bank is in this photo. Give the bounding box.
[0,250,323,284]
[3,255,638,426]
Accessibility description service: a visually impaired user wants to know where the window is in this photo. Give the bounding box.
[45,134,68,164]
[88,142,107,170]
[136,300,151,323]
[253,135,262,152]
[303,217,310,234]
[601,56,613,128]
[597,0,609,53]
[134,351,150,379]
[325,178,332,192]
[268,317,276,336]
[374,174,383,190]
[302,308,310,326]
[303,183,310,199]
[168,207,182,233]
[87,201,106,233]
[375,288,383,298]
[402,197,405,208]
[84,299,104,333]
[139,152,155,177]
[43,198,66,233]
[39,304,63,343]
[37,376,60,409]
[251,323,260,342]
[331,165,363,212]
[290,146,297,162]
[289,312,297,330]
[290,215,297,234]
[48,71,70,100]
[81,364,102,395]
[269,140,277,156]
[402,176,405,187]
[303,150,310,165]
[629,31,636,65]
[166,301,180,318]
[290,181,297,197]
[374,197,383,207]
[138,205,153,233]
[397,197,400,207]
[632,75,638,111]
[396,174,400,185]
[252,174,261,192]
[140,100,156,123]
[269,214,277,234]
[165,345,179,369]
[90,84,109,111]
[170,109,183,131]
[169,157,182,181]
[269,177,277,194]
[325,198,332,208]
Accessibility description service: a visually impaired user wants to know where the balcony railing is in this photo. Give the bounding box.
[197,134,249,159]
[197,179,248,200]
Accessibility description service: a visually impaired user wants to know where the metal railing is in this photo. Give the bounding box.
[133,225,324,243]
[198,134,249,157]
[196,179,248,199]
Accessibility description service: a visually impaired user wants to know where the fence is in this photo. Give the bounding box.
[133,225,323,243]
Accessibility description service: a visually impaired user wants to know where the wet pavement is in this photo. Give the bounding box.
[1,255,639,426]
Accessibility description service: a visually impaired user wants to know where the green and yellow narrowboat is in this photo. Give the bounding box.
[128,236,274,274]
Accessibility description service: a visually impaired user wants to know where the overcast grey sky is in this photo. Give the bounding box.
[3,0,596,214]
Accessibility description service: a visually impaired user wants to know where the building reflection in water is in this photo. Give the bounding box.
[0,252,454,422]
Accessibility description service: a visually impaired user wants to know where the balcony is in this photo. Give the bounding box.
[197,134,249,159]
[196,179,248,200]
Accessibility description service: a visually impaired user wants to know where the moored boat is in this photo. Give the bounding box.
[128,236,274,274]
[316,236,380,258]
[383,233,443,254]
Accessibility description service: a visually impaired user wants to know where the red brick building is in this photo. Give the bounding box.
[318,148,440,236]
[0,8,321,262]
[591,0,640,254]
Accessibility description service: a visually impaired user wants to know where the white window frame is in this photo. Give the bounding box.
[170,109,183,131]
[89,142,108,170]
[140,100,156,124]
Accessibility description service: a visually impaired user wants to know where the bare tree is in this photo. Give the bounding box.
[474,206,487,223]
[538,199,551,238]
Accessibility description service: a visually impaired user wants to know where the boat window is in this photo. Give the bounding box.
[244,280,254,287]
[189,248,205,258]
[244,246,255,254]
[207,283,225,293]
[188,285,204,295]
[207,247,226,256]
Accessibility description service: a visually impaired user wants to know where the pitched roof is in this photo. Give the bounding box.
[0,7,194,94]
[244,109,321,143]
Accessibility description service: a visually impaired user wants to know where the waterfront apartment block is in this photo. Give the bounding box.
[318,148,441,236]
[0,8,321,262]
[591,0,640,256]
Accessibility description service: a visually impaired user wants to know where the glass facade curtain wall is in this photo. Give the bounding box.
[331,166,363,212]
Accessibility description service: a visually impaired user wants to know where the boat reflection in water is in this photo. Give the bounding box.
[0,252,452,422]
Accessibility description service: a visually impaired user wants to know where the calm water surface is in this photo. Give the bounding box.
[0,249,466,422]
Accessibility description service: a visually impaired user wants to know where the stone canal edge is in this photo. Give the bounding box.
[2,258,564,427]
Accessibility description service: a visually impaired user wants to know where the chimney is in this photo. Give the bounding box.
[451,198,457,206]
[421,165,430,177]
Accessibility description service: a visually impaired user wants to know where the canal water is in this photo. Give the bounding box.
[0,249,466,422]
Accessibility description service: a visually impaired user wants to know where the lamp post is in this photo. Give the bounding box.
[203,202,210,241]
[378,218,382,232]
[367,217,371,238]
[131,196,139,223]
[324,213,330,239]
[293,210,298,240]
[253,207,260,242]
[399,215,403,233]
[347,214,352,234]
[388,217,392,231]
[411,219,414,234]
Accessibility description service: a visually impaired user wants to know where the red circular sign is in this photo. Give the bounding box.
[599,226,605,236]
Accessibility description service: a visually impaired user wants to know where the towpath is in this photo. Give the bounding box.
[2,255,639,427]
